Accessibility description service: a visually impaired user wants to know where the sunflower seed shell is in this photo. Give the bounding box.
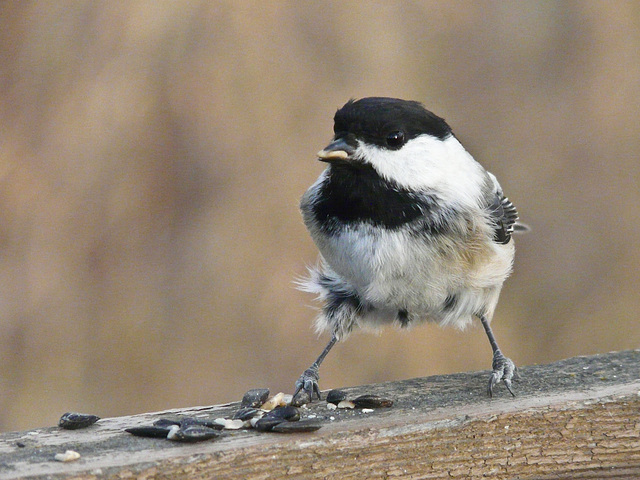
[326,389,348,405]
[241,388,270,407]
[352,395,393,408]
[58,412,100,430]
[125,426,171,439]
[271,419,323,433]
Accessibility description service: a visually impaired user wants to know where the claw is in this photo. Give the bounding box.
[293,364,322,405]
[503,378,515,397]
[488,349,517,397]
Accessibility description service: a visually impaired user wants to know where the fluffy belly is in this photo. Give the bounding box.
[314,225,514,326]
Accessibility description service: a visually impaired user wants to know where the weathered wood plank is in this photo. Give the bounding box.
[1,350,639,479]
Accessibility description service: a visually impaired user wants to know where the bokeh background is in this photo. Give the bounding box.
[1,1,639,432]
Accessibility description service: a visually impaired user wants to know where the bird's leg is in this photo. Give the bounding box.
[479,314,518,397]
[293,334,338,404]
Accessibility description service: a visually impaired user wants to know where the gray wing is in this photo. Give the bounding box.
[484,172,521,245]
[488,193,519,244]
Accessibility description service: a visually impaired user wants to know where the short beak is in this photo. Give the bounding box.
[317,138,356,163]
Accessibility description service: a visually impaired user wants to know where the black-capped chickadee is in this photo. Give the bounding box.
[293,97,527,404]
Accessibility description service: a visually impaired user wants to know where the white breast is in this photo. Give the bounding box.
[310,222,514,329]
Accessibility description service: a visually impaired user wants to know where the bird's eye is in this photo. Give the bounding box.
[386,131,405,148]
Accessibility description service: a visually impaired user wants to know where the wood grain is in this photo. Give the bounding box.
[1,350,639,479]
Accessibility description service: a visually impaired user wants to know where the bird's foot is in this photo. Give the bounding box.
[292,364,321,406]
[488,349,518,397]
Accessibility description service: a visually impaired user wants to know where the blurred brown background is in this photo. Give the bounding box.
[0,1,638,432]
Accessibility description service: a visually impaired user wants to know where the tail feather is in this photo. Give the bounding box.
[295,264,361,339]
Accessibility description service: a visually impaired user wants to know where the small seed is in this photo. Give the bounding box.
[352,395,393,408]
[267,405,300,422]
[54,450,81,462]
[168,425,220,443]
[326,389,347,405]
[232,407,262,421]
[215,418,244,430]
[165,424,182,440]
[261,392,285,411]
[271,419,322,433]
[254,405,301,431]
[254,416,283,432]
[58,412,100,430]
[152,418,180,428]
[241,388,270,407]
[179,417,222,429]
[249,416,263,428]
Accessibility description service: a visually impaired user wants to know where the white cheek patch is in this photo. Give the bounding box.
[355,135,485,208]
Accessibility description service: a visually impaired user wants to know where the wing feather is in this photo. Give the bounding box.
[488,193,519,244]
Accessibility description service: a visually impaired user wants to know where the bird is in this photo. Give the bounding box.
[293,97,527,404]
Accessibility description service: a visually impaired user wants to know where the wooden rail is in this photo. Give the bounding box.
[1,350,639,479]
